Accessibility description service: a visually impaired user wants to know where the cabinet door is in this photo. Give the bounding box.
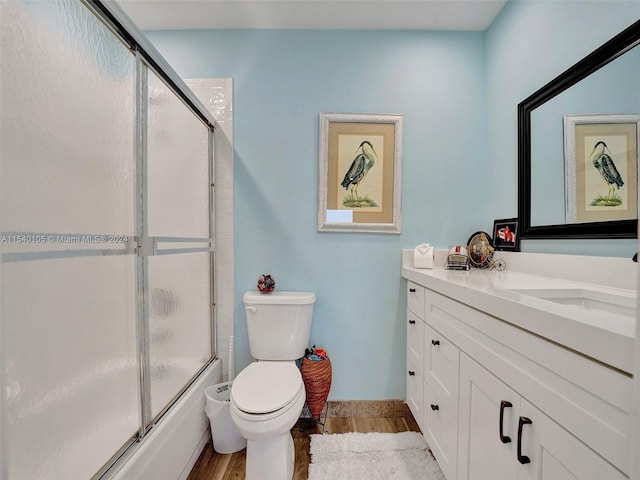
[518,399,626,480]
[458,354,519,480]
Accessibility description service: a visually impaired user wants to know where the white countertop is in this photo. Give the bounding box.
[402,263,636,374]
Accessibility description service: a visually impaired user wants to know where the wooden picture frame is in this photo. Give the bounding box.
[318,113,403,233]
[564,114,639,224]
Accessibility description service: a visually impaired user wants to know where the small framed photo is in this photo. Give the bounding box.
[492,218,519,251]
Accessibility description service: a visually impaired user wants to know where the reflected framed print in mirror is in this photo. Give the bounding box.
[564,114,639,225]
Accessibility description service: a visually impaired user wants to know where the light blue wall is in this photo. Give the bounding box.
[485,0,639,256]
[145,3,639,400]
[146,29,487,399]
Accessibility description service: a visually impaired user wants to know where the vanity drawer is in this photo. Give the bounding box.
[424,323,459,410]
[424,380,457,480]
[407,282,425,319]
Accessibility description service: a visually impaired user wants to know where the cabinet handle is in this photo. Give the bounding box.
[517,416,532,464]
[499,400,512,443]
[409,288,416,293]
[408,371,415,376]
[430,404,439,411]
[431,339,440,346]
[409,320,416,325]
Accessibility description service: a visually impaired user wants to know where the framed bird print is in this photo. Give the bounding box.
[318,113,403,233]
[564,114,639,224]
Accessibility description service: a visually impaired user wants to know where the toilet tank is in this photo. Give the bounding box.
[243,291,315,360]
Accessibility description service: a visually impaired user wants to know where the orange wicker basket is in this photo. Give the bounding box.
[301,356,332,419]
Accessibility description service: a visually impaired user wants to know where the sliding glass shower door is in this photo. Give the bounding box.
[0,1,215,478]
[145,69,214,423]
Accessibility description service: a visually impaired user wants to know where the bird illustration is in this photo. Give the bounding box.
[591,141,624,199]
[340,140,378,202]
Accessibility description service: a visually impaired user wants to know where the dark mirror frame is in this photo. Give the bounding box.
[518,20,640,239]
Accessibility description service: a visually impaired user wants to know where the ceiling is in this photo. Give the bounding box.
[115,0,508,31]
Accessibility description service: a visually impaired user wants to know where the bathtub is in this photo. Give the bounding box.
[108,358,222,480]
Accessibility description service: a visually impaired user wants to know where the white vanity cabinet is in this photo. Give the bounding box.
[404,276,632,480]
[458,354,626,480]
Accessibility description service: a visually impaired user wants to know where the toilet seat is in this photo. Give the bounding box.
[231,362,304,416]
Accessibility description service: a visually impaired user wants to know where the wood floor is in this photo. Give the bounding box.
[187,415,421,480]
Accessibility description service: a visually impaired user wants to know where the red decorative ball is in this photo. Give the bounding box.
[257,274,275,293]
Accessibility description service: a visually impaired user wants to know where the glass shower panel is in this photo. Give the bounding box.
[2,0,216,476]
[1,1,139,478]
[2,256,139,480]
[147,71,210,238]
[147,252,212,419]
[1,0,136,237]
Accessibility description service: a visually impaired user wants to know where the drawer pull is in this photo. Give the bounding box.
[430,404,439,411]
[431,339,440,346]
[408,371,415,376]
[409,320,416,325]
[517,416,532,464]
[409,288,416,293]
[499,400,512,443]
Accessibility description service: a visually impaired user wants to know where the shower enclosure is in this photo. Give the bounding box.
[0,1,217,478]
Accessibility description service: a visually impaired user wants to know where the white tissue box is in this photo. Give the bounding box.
[414,243,434,269]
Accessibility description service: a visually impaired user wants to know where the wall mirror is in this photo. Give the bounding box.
[518,20,640,239]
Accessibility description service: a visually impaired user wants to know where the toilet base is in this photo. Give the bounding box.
[246,431,294,480]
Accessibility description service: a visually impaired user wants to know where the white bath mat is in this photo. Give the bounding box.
[308,431,446,480]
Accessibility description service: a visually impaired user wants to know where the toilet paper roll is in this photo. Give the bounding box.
[414,243,434,269]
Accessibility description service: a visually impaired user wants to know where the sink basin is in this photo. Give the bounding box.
[508,288,636,318]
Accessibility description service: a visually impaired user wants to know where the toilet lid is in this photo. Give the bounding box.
[231,362,303,414]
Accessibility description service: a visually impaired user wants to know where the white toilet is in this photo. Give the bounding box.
[230,291,315,480]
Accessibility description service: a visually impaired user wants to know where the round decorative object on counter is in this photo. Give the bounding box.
[493,258,507,271]
[466,231,494,269]
[257,274,276,293]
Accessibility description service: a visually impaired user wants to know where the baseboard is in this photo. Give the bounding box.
[302,400,412,419]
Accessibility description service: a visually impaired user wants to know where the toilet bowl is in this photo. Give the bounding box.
[230,361,306,480]
[231,291,315,480]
